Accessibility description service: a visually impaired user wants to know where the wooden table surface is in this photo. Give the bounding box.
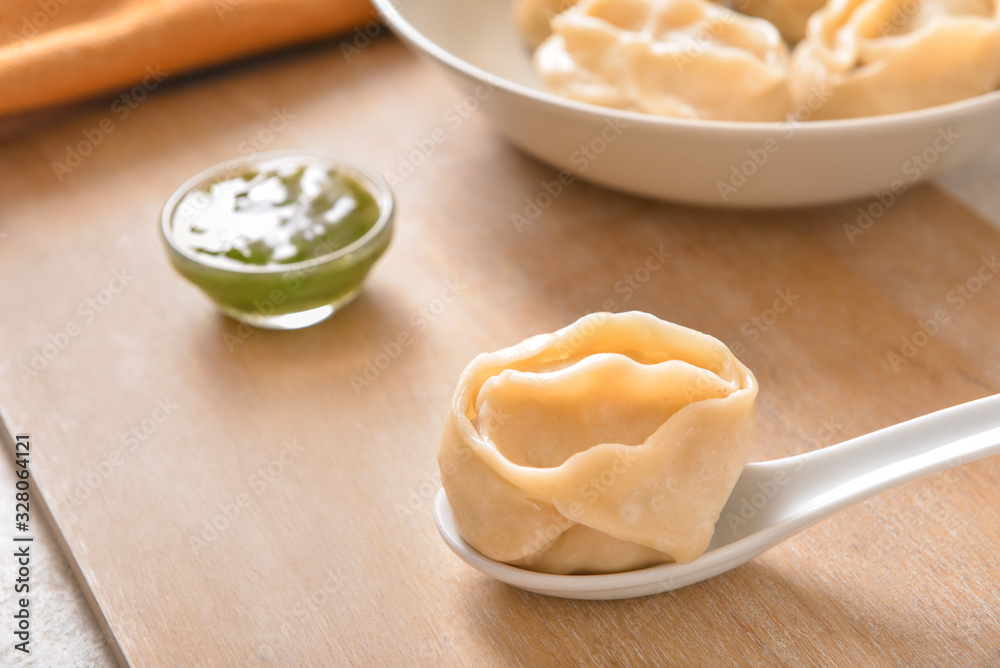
[2,34,1000,667]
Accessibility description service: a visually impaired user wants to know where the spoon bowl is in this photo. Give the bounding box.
[434,393,1000,599]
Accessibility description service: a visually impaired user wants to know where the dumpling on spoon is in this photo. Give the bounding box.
[789,0,1000,119]
[438,312,758,575]
[533,0,791,121]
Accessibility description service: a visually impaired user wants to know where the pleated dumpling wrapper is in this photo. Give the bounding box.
[533,0,791,121]
[439,311,758,575]
[789,0,1000,119]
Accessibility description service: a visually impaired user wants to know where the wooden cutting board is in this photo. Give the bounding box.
[1,35,999,667]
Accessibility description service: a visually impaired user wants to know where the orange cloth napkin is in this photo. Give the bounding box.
[0,0,374,115]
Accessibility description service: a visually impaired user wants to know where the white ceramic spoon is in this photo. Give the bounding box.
[434,393,1000,600]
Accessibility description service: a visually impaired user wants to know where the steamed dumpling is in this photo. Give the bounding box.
[789,0,1000,118]
[515,0,581,48]
[533,0,791,121]
[438,312,758,575]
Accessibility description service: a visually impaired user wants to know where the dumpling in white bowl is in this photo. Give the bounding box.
[534,0,792,121]
[790,0,1000,119]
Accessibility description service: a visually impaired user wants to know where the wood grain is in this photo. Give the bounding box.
[1,35,999,667]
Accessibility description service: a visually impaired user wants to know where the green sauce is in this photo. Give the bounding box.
[172,159,380,267]
[162,153,393,328]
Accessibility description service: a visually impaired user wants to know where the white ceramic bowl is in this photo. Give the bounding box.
[374,0,1000,208]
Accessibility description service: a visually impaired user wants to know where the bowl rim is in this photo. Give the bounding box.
[373,0,1000,135]
[160,149,395,275]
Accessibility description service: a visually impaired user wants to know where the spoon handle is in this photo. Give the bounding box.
[720,393,1000,548]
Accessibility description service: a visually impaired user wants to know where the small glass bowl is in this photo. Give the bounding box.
[160,150,394,330]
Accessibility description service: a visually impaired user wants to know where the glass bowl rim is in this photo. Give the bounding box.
[160,149,395,275]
